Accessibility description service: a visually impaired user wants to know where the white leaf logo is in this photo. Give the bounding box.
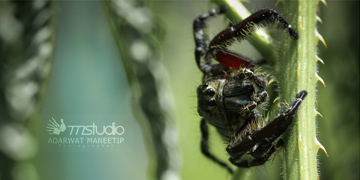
[47,118,66,135]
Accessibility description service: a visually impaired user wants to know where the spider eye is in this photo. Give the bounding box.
[207,98,216,106]
[206,88,215,96]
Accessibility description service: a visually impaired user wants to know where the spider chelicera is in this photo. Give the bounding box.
[193,6,308,173]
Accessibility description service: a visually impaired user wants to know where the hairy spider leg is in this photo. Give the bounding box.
[200,118,234,174]
[193,6,235,81]
[240,68,268,89]
[209,8,299,69]
[243,91,268,113]
[226,90,308,166]
[231,139,285,167]
[193,6,226,71]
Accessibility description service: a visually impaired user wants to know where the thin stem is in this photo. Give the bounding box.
[278,1,320,180]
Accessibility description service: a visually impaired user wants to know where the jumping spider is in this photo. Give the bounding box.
[193,6,308,173]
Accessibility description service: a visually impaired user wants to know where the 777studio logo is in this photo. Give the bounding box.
[47,118,66,135]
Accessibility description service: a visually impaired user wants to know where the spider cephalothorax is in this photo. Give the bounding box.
[193,6,308,173]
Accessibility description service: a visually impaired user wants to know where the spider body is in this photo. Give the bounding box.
[197,76,257,138]
[193,6,308,173]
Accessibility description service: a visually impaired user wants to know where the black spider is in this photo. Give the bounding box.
[193,6,308,173]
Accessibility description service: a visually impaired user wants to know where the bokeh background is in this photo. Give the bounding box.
[0,1,358,180]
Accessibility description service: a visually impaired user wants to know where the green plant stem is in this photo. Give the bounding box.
[278,1,319,180]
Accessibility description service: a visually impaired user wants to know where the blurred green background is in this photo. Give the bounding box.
[1,0,358,180]
[33,1,147,180]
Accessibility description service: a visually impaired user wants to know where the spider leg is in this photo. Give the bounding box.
[243,91,268,113]
[234,68,267,89]
[226,90,268,116]
[229,139,285,167]
[227,90,308,163]
[209,8,299,69]
[200,118,234,173]
[210,8,299,48]
[242,68,268,89]
[193,6,227,72]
